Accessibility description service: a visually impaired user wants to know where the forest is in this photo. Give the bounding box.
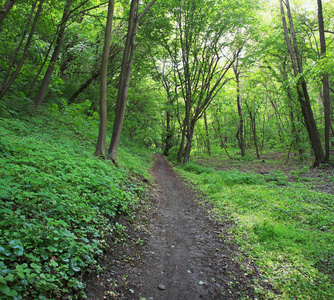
[0,0,333,299]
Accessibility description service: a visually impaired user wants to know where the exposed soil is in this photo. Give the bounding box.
[82,154,264,299]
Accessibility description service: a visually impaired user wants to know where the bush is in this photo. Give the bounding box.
[182,162,215,174]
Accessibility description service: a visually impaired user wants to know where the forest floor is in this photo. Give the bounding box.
[82,153,333,299]
[194,153,334,195]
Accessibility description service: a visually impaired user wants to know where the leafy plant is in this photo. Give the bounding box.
[177,161,334,299]
[0,105,151,298]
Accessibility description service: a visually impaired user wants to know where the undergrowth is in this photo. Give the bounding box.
[178,163,334,299]
[0,102,152,299]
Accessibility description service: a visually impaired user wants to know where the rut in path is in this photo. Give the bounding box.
[132,154,255,299]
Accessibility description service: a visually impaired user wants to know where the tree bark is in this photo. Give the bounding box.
[163,109,173,156]
[279,0,324,166]
[183,119,196,164]
[108,0,157,161]
[0,0,16,25]
[204,111,211,156]
[177,132,185,164]
[34,0,72,107]
[233,61,245,157]
[94,0,115,158]
[317,0,331,163]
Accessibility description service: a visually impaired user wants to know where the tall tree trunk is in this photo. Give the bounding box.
[234,64,245,157]
[183,119,196,164]
[177,133,185,164]
[163,109,173,156]
[0,0,44,100]
[204,111,211,156]
[34,0,72,107]
[94,0,115,158]
[0,0,16,25]
[279,0,324,166]
[108,0,138,161]
[249,111,260,159]
[108,0,156,161]
[317,0,331,163]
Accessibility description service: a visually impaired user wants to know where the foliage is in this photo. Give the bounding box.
[178,162,334,299]
[181,163,214,175]
[0,105,151,299]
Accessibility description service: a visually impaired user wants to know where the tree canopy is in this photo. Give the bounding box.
[0,0,333,164]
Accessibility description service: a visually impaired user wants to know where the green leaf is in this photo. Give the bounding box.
[13,245,24,256]
[5,273,14,282]
[1,285,18,296]
[0,275,6,284]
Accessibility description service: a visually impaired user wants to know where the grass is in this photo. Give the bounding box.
[177,163,334,299]
[0,103,152,299]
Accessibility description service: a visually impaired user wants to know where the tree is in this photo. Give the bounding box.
[279,0,325,166]
[94,0,115,158]
[34,0,73,107]
[107,0,157,162]
[34,0,100,107]
[233,52,246,157]
[317,0,331,163]
[0,0,44,100]
[149,0,254,163]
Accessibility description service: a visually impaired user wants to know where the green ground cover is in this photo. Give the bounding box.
[178,162,334,299]
[0,104,152,299]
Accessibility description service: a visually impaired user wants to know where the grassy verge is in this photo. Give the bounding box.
[0,102,152,299]
[177,162,334,299]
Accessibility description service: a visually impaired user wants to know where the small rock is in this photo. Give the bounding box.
[158,284,166,290]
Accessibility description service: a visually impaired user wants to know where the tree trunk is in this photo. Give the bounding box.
[108,0,156,161]
[94,0,115,158]
[108,0,138,161]
[177,129,186,164]
[204,111,211,156]
[163,109,173,156]
[249,111,260,159]
[0,0,44,100]
[0,0,16,25]
[183,120,195,164]
[279,0,324,166]
[317,0,331,163]
[34,0,72,107]
[234,64,245,157]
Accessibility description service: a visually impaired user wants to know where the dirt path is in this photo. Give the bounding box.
[83,154,257,299]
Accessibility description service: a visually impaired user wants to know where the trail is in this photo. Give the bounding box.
[131,154,255,299]
[84,154,256,299]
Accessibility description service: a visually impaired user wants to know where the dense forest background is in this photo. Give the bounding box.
[1,0,334,299]
[0,0,333,165]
